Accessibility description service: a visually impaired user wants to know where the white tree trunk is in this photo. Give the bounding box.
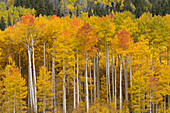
[74,60,76,109]
[49,52,50,72]
[120,55,122,110]
[85,53,89,112]
[52,41,56,112]
[97,49,100,99]
[129,54,132,87]
[28,45,34,112]
[89,55,92,104]
[107,42,111,103]
[112,54,114,102]
[19,48,21,74]
[77,51,79,106]
[44,41,46,67]
[105,39,108,103]
[31,34,37,113]
[124,56,128,101]
[94,56,96,103]
[63,57,66,113]
[129,54,133,111]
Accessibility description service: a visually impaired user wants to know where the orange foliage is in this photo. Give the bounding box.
[49,15,58,21]
[21,14,35,25]
[117,29,131,49]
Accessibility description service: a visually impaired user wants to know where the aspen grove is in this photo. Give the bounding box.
[0,11,170,113]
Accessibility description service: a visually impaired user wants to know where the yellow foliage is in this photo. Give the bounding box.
[36,66,54,112]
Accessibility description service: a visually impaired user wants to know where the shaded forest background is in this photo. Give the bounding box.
[0,0,170,30]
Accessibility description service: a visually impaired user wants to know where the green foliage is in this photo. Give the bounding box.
[14,0,53,16]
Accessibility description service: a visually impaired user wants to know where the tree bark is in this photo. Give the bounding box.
[49,52,50,72]
[52,40,56,113]
[44,41,46,67]
[63,56,66,113]
[107,41,111,103]
[74,59,76,109]
[89,55,92,104]
[94,56,96,103]
[124,56,128,102]
[27,44,34,113]
[129,54,133,111]
[19,48,21,74]
[105,39,108,103]
[31,34,37,113]
[112,54,114,102]
[77,51,79,106]
[85,53,89,112]
[120,55,122,110]
[167,46,170,108]
[97,49,100,99]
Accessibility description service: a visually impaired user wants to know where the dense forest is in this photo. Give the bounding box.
[0,0,170,30]
[0,0,170,113]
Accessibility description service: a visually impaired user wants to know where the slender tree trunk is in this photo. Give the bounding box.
[107,42,111,103]
[94,56,96,103]
[150,46,155,113]
[74,59,76,109]
[52,40,56,112]
[124,56,128,102]
[47,52,48,71]
[85,53,89,112]
[105,39,108,103]
[19,48,21,73]
[19,48,22,111]
[167,46,170,108]
[68,75,70,110]
[44,41,46,67]
[112,54,114,102]
[31,34,37,113]
[129,54,132,88]
[120,55,123,110]
[43,43,46,113]
[115,55,117,107]
[97,49,100,99]
[77,51,79,107]
[28,45,34,112]
[129,54,133,112]
[13,97,15,113]
[63,56,66,113]
[89,55,93,104]
[49,52,50,72]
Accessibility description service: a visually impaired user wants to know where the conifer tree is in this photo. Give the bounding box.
[36,66,54,112]
[0,60,27,113]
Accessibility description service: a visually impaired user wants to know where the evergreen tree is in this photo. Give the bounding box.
[132,0,144,18]
[37,0,46,16]
[36,66,54,112]
[0,60,27,113]
[123,0,132,11]
[0,17,6,30]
